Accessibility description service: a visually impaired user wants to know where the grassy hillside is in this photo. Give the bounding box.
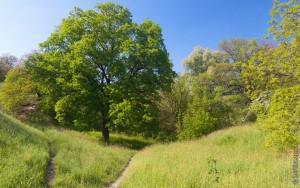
[0,111,49,187]
[120,126,297,188]
[2,110,297,188]
[0,112,134,187]
[47,129,133,188]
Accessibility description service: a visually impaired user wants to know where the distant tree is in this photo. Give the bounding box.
[178,43,251,139]
[219,39,259,63]
[0,66,38,117]
[207,63,250,122]
[28,3,175,143]
[0,54,17,81]
[158,75,190,137]
[172,71,234,140]
[183,47,228,75]
[177,77,231,140]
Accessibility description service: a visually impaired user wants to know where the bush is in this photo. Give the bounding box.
[0,67,38,117]
[244,111,257,123]
[177,109,216,140]
[259,85,300,149]
[177,96,231,140]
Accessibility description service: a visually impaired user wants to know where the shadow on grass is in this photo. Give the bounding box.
[109,135,154,150]
[87,131,154,150]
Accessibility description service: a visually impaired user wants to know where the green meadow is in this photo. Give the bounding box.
[120,126,297,188]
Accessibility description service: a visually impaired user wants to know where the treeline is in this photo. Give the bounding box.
[158,39,266,140]
[158,0,300,146]
[0,0,299,146]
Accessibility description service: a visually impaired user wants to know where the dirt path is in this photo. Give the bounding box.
[45,144,55,188]
[107,157,133,188]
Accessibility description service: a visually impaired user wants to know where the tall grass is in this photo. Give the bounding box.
[0,111,135,187]
[46,129,134,188]
[0,111,49,188]
[120,126,298,188]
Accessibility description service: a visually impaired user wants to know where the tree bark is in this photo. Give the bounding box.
[102,126,110,145]
[293,144,298,186]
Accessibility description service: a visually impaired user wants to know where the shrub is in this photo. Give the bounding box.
[244,111,257,123]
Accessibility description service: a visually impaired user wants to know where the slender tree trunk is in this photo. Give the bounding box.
[293,144,298,186]
[102,126,110,145]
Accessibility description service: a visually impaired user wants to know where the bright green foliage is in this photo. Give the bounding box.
[260,85,300,149]
[54,93,101,131]
[0,111,48,188]
[109,99,159,136]
[269,0,300,41]
[168,40,254,140]
[243,0,300,100]
[120,126,295,188]
[241,0,300,150]
[179,107,217,140]
[0,67,37,115]
[175,72,233,140]
[242,42,299,100]
[28,2,175,140]
[177,84,231,140]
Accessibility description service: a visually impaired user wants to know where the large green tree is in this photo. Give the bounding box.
[28,3,175,143]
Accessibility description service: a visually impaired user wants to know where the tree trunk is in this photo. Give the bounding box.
[102,126,110,145]
[293,144,299,186]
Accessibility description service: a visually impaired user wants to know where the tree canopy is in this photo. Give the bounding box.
[27,2,175,143]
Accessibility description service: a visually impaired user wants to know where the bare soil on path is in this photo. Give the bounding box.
[45,144,55,188]
[107,157,133,188]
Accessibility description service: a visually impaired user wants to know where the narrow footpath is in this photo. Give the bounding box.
[45,144,55,188]
[107,157,133,188]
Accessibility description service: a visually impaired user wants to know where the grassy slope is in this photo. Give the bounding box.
[47,129,133,188]
[0,111,49,188]
[120,126,298,188]
[0,112,134,188]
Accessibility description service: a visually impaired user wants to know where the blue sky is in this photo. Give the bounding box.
[0,0,272,72]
